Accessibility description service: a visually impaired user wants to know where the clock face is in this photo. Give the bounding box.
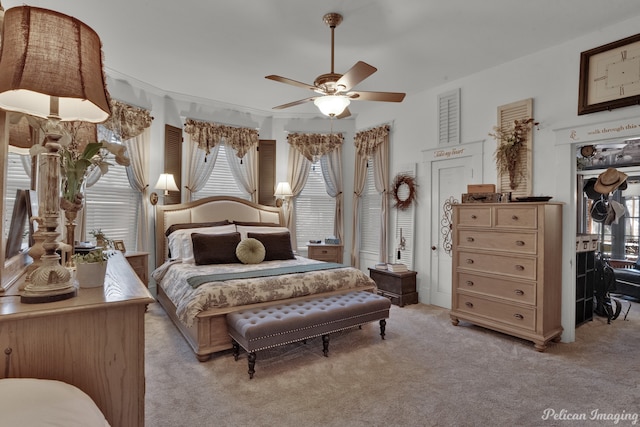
[588,39,640,105]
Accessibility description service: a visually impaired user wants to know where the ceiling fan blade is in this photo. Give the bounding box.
[336,107,351,119]
[273,97,317,110]
[347,90,406,102]
[265,75,317,92]
[336,61,377,91]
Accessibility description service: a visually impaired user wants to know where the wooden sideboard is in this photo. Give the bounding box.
[450,202,563,351]
[0,251,155,427]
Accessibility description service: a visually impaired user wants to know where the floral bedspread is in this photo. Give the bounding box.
[152,256,377,327]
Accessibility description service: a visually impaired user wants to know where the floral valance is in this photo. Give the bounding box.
[102,99,153,141]
[287,132,343,162]
[183,118,259,159]
[354,125,390,157]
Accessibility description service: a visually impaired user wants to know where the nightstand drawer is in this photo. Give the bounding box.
[307,244,343,263]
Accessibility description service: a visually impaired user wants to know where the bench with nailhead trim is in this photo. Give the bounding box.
[226,290,391,379]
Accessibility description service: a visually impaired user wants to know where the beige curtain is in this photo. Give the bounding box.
[285,149,311,248]
[287,132,343,162]
[227,143,258,203]
[352,125,390,266]
[183,118,258,159]
[184,135,219,201]
[103,100,153,251]
[320,149,343,243]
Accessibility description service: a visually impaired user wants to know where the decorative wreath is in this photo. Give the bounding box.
[392,174,417,210]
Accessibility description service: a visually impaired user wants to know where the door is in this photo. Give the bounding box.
[424,142,484,308]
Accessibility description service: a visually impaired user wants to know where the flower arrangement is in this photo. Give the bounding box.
[489,117,539,190]
[72,248,112,264]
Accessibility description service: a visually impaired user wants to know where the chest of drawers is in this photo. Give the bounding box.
[368,268,418,307]
[450,202,563,351]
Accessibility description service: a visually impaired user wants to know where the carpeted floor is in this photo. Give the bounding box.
[144,298,640,427]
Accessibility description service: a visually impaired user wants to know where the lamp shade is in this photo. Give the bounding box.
[154,173,179,192]
[274,181,293,197]
[314,95,350,117]
[0,6,111,122]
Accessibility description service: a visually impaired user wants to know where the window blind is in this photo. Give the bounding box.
[194,143,250,201]
[4,151,31,249]
[295,160,335,252]
[360,156,381,254]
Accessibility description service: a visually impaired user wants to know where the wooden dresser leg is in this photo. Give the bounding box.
[379,319,387,339]
[247,352,256,379]
[322,334,330,357]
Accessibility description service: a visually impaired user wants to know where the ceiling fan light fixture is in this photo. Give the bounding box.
[314,95,350,117]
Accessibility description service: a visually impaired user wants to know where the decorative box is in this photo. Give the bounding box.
[324,238,340,244]
[461,193,501,203]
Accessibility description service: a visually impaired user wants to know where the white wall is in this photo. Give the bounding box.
[105,14,640,341]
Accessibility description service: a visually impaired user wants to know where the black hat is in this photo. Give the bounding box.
[590,199,608,223]
[583,178,600,200]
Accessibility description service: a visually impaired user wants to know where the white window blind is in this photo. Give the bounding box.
[4,151,31,247]
[194,143,250,201]
[394,164,416,270]
[360,156,381,254]
[295,160,335,252]
[438,88,460,146]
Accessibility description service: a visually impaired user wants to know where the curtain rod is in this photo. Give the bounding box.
[356,121,393,133]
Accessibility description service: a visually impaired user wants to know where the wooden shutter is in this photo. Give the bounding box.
[496,98,533,198]
[164,124,182,205]
[438,88,460,146]
[258,139,276,206]
[394,163,416,270]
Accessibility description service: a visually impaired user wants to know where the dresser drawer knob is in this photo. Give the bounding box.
[466,237,475,242]
[470,214,477,219]
[514,289,524,296]
[512,215,519,220]
[515,240,525,246]
[465,280,474,286]
[321,250,328,254]
[515,265,524,271]
[466,259,474,264]
[513,313,524,320]
[465,302,474,308]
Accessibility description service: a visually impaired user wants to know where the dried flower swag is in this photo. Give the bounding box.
[489,117,539,190]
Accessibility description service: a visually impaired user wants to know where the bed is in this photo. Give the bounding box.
[153,196,377,361]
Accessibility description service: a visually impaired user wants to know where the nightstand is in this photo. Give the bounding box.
[307,243,344,263]
[368,267,418,307]
[124,251,149,287]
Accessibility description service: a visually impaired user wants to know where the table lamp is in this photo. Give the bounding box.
[0,6,111,303]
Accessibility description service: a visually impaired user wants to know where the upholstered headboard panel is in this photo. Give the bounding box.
[155,196,284,267]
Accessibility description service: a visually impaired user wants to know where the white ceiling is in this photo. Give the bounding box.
[5,0,640,116]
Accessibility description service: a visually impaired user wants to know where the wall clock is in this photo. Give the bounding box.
[578,33,640,115]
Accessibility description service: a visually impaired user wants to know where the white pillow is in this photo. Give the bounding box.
[236,225,289,240]
[168,224,237,262]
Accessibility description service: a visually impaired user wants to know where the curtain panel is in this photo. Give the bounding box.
[352,125,390,267]
[183,118,258,159]
[287,132,343,163]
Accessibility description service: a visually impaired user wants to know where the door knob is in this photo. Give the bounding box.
[431,246,437,251]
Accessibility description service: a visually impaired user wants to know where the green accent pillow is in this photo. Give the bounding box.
[236,238,266,264]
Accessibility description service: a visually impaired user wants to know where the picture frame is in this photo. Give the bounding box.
[578,33,640,115]
[113,240,126,253]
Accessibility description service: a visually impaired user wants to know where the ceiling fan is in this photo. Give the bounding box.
[265,12,406,119]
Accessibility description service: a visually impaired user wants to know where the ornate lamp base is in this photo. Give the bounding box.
[21,287,77,304]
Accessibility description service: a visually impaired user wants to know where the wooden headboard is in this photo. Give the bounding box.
[155,196,285,267]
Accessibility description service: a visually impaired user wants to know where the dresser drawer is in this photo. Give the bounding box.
[455,294,536,331]
[456,272,536,305]
[494,206,538,229]
[455,206,492,227]
[456,230,537,254]
[457,250,537,280]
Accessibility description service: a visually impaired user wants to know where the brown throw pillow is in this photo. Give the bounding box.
[191,232,241,265]
[247,231,295,261]
[166,220,231,237]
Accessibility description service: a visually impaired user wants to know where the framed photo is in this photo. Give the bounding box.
[113,240,126,253]
[578,33,640,115]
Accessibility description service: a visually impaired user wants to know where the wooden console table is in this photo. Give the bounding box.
[0,251,154,427]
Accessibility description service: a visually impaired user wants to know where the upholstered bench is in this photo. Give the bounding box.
[226,290,391,379]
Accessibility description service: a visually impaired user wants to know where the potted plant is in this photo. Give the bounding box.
[73,248,112,288]
[90,229,111,248]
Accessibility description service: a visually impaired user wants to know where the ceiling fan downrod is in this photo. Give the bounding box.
[322,13,342,75]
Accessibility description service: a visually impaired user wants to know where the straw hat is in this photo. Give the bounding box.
[594,168,628,194]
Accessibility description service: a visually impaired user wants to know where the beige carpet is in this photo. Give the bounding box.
[145,298,640,427]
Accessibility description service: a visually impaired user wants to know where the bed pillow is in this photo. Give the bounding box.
[168,224,237,262]
[233,221,281,227]
[236,225,290,240]
[191,232,241,265]
[165,220,230,237]
[235,238,266,264]
[247,231,295,261]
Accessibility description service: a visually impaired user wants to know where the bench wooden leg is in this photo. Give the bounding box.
[379,319,386,339]
[232,340,240,361]
[247,352,256,379]
[322,334,330,357]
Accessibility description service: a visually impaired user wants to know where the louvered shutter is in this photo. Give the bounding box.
[164,125,182,205]
[394,163,416,270]
[496,98,533,198]
[438,88,460,146]
[258,139,276,206]
[360,156,381,254]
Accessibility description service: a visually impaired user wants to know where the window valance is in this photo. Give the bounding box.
[102,100,153,141]
[183,118,259,159]
[287,132,343,162]
[354,125,390,157]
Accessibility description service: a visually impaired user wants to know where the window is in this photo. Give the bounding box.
[359,156,381,254]
[84,127,139,250]
[4,150,31,250]
[295,160,335,252]
[193,143,250,201]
